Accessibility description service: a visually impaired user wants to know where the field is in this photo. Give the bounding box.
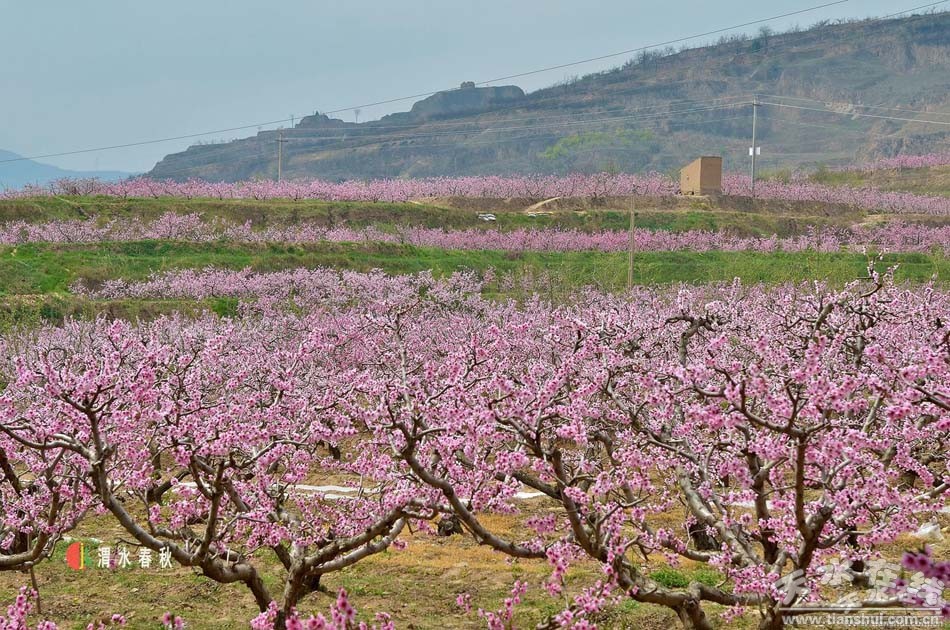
[0,167,948,630]
[1,191,948,327]
[810,164,950,198]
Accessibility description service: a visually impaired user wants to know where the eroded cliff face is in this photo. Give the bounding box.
[148,12,950,182]
[294,85,525,130]
[407,85,525,120]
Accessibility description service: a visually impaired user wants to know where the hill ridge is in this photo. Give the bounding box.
[149,11,950,182]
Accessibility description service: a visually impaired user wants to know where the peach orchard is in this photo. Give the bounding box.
[0,267,947,629]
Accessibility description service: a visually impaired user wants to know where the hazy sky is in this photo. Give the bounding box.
[0,0,914,172]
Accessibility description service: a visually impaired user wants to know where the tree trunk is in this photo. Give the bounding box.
[275,568,321,629]
[674,599,715,630]
[688,521,719,551]
[437,514,463,536]
[758,611,785,630]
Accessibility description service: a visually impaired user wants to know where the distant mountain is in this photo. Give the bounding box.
[0,150,133,190]
[149,11,950,182]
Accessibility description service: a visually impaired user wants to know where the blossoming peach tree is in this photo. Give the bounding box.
[0,270,946,628]
[4,167,948,214]
[0,314,441,629]
[345,272,948,629]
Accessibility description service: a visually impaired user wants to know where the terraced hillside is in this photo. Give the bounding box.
[149,11,950,181]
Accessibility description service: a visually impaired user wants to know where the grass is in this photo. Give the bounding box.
[809,164,950,197]
[0,241,943,329]
[5,509,946,629]
[0,513,690,630]
[4,194,941,237]
[0,241,944,300]
[0,295,239,333]
[649,567,723,589]
[1,195,948,627]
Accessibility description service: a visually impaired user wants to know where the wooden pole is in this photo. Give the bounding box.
[750,95,759,200]
[277,130,283,183]
[627,205,636,290]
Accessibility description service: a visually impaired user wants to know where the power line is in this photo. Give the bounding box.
[280,0,947,154]
[757,101,950,125]
[288,107,749,156]
[146,112,755,180]
[318,0,853,115]
[465,0,947,87]
[286,95,751,136]
[146,99,751,177]
[273,95,950,156]
[0,0,876,167]
[326,114,755,152]
[111,92,950,180]
[315,0,946,115]
[151,4,950,167]
[99,97,950,184]
[589,1,950,104]
[143,93,950,180]
[6,1,944,173]
[0,118,296,165]
[160,1,950,172]
[288,0,950,139]
[278,101,751,145]
[148,99,751,179]
[148,94,950,181]
[756,113,871,134]
[756,93,950,117]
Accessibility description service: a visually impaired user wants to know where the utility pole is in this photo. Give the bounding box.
[627,207,637,290]
[750,95,760,200]
[276,129,288,183]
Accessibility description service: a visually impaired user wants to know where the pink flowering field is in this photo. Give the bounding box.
[832,152,950,172]
[1,211,948,254]
[0,269,948,628]
[0,157,948,630]
[2,168,948,214]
